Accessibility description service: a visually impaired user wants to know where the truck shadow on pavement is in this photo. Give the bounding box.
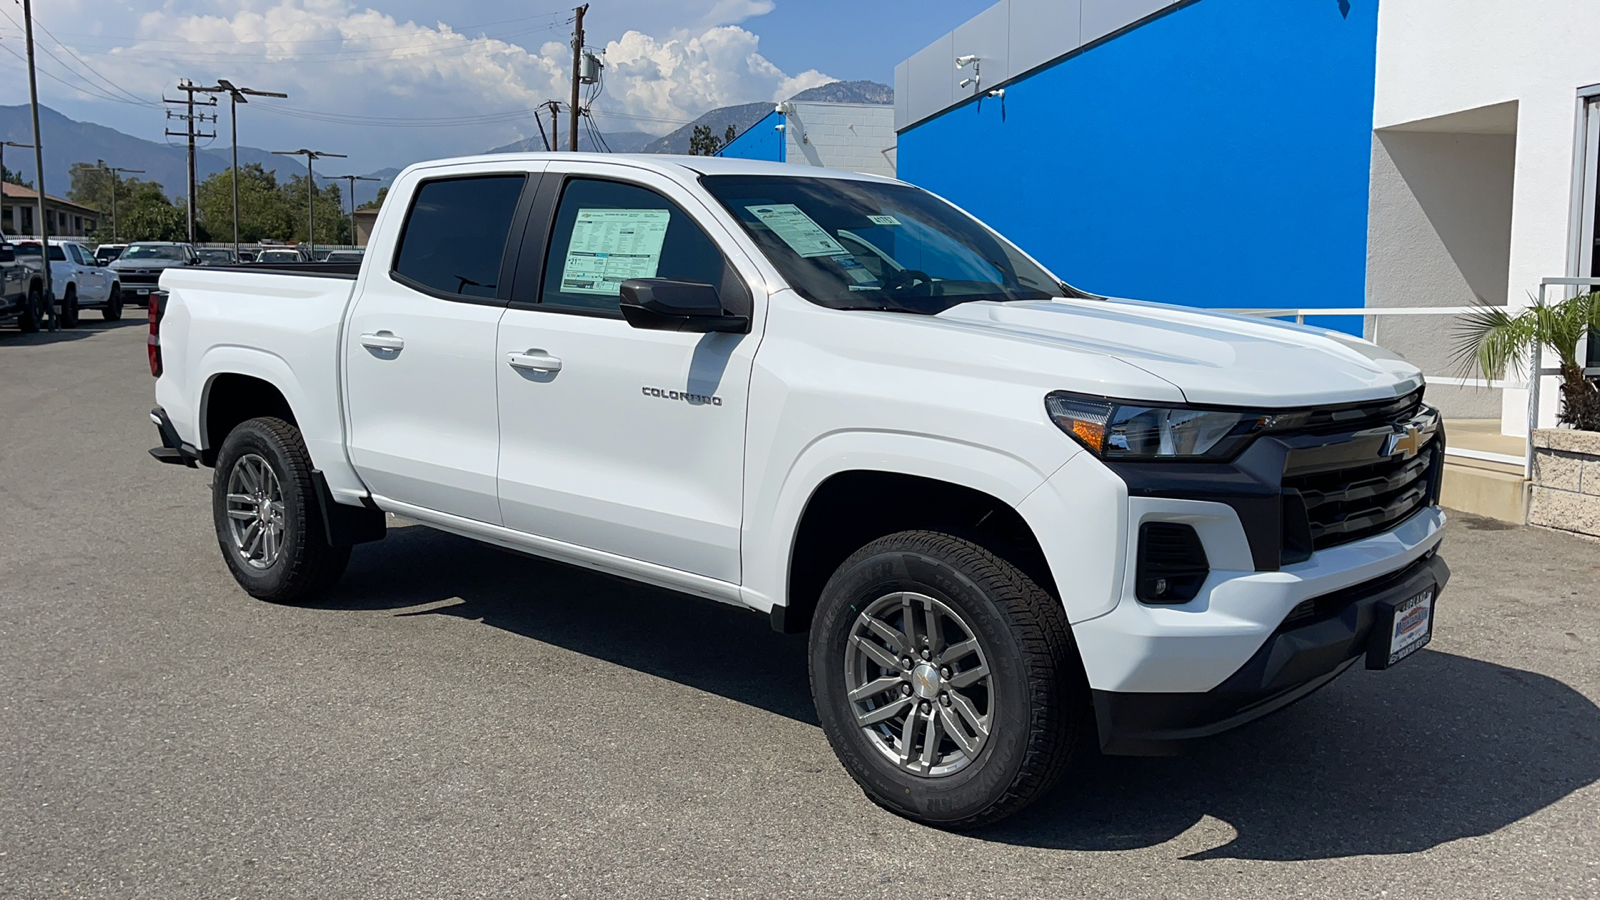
[0,318,145,344]
[323,522,1600,862]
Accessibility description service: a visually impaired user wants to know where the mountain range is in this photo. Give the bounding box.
[2,80,892,208]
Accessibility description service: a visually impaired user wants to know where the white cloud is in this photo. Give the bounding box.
[38,0,835,167]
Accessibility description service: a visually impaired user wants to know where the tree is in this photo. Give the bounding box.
[357,186,388,211]
[1455,292,1600,431]
[197,164,291,243]
[279,174,349,245]
[67,162,170,240]
[689,123,738,156]
[2,166,30,188]
[117,182,188,241]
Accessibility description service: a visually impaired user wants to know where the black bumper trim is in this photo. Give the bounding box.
[1092,552,1450,756]
[149,406,200,467]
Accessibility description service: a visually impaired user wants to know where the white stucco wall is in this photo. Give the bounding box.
[1375,0,1600,434]
[783,103,897,178]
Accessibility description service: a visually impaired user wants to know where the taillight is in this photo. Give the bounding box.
[148,291,164,377]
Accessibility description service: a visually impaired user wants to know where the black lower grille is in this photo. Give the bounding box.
[1284,449,1436,550]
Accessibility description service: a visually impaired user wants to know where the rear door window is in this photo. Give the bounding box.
[392,175,527,301]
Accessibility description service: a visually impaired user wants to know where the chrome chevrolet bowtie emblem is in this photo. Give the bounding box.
[1383,424,1424,460]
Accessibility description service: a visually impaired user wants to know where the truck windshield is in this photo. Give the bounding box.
[700,175,1061,314]
[123,245,187,261]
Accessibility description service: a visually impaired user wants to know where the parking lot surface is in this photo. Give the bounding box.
[3,321,1599,899]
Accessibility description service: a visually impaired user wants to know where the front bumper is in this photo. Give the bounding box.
[1093,551,1448,755]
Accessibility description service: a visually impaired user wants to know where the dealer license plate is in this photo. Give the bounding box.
[1378,588,1434,668]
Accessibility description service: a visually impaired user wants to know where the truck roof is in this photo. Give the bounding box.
[399,152,904,186]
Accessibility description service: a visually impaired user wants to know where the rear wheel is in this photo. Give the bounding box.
[212,417,350,603]
[102,284,123,321]
[809,530,1087,829]
[17,284,43,333]
[60,286,79,329]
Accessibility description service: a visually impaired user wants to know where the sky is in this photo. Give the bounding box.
[0,0,986,174]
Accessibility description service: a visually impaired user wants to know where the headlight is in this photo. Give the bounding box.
[1045,392,1276,460]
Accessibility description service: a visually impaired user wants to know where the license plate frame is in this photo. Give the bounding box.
[1367,586,1435,669]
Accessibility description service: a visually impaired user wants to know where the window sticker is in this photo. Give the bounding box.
[745,203,847,258]
[867,214,901,226]
[558,208,672,296]
[834,255,882,287]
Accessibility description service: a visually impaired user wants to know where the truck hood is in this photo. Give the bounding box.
[936,298,1423,407]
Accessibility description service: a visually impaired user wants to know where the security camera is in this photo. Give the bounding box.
[959,77,975,89]
[955,54,978,69]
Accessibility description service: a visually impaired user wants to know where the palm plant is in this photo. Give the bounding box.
[1453,292,1600,431]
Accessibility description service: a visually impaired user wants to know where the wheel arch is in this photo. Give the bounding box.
[774,468,1060,636]
[198,361,303,467]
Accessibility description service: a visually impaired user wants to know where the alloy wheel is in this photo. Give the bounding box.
[224,453,286,569]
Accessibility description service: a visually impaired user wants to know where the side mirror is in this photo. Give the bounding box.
[619,279,749,334]
[0,244,12,263]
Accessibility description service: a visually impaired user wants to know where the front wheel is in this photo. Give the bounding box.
[102,284,123,321]
[810,531,1088,829]
[17,284,43,333]
[212,417,350,603]
[60,286,79,328]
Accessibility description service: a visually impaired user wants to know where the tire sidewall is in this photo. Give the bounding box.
[212,420,313,598]
[19,285,42,332]
[104,286,123,321]
[811,543,1038,826]
[61,287,78,328]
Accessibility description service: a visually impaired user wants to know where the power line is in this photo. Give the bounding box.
[0,34,160,110]
[13,8,160,108]
[61,21,567,63]
[165,81,218,243]
[45,11,567,46]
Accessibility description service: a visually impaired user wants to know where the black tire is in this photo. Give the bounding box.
[17,284,43,333]
[60,286,79,329]
[102,284,123,321]
[809,530,1087,830]
[212,417,350,604]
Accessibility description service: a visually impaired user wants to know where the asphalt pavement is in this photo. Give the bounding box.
[3,320,1599,899]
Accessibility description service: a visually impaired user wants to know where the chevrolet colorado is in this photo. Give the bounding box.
[149,153,1448,828]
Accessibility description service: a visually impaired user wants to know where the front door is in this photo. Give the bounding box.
[343,169,534,523]
[494,166,761,583]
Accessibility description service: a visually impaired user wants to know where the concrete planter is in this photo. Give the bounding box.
[1530,429,1600,538]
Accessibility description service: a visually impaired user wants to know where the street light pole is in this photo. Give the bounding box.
[328,174,379,248]
[271,148,344,260]
[96,162,143,243]
[199,81,287,258]
[21,0,54,328]
[1,141,34,235]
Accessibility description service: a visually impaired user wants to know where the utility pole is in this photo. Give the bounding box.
[544,100,562,153]
[271,149,345,260]
[328,174,378,247]
[0,141,33,235]
[195,81,287,258]
[166,81,217,244]
[96,162,144,243]
[569,4,587,151]
[21,0,54,329]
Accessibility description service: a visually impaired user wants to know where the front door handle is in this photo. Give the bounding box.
[507,350,562,373]
[359,331,405,352]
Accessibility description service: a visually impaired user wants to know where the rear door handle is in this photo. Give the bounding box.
[359,331,405,351]
[507,351,562,373]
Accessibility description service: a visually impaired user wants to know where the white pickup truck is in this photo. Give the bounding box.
[149,153,1449,828]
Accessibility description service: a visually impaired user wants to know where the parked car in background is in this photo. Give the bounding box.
[94,244,127,265]
[149,154,1449,830]
[196,248,238,266]
[238,249,257,262]
[324,250,365,263]
[14,239,124,325]
[255,248,308,264]
[0,232,48,332]
[109,242,198,306]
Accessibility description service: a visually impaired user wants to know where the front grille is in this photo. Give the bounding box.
[118,270,160,285]
[1291,389,1424,435]
[1284,448,1436,551]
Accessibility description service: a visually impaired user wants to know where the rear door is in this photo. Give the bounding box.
[493,163,762,582]
[343,165,539,523]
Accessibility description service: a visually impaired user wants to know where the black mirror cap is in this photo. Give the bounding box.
[619,278,749,334]
[0,244,12,263]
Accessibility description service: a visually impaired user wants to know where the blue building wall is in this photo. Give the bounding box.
[720,110,786,162]
[897,0,1378,332]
